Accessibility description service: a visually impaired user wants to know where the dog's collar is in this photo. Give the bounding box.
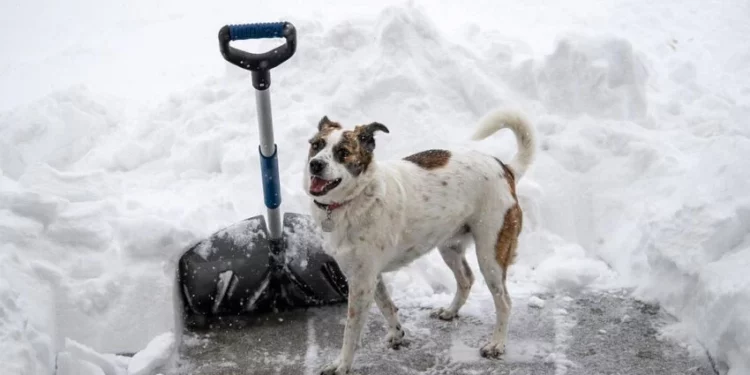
[314,199,348,212]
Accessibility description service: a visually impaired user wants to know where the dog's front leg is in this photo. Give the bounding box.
[320,268,378,375]
[374,276,405,349]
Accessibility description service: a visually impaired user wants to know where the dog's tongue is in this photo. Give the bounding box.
[310,177,329,193]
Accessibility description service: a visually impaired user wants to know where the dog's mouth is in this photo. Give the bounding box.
[309,176,342,196]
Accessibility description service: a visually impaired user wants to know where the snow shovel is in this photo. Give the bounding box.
[177,21,348,329]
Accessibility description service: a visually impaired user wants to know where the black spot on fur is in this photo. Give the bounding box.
[447,244,461,252]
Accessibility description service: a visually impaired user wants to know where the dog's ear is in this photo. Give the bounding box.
[318,116,341,132]
[357,122,389,152]
[364,122,389,135]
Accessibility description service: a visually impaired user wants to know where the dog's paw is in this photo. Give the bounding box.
[385,326,407,350]
[479,341,506,359]
[429,307,458,321]
[319,360,348,375]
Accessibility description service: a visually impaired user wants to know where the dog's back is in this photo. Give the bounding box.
[374,109,536,270]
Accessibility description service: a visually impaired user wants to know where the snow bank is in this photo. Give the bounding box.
[127,332,174,375]
[56,339,130,375]
[0,251,56,375]
[2,1,749,374]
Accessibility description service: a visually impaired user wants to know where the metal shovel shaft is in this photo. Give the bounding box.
[216,22,297,245]
[254,87,282,241]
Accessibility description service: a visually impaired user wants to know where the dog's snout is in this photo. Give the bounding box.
[309,159,327,175]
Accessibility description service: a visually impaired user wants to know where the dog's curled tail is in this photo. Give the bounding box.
[471,109,536,180]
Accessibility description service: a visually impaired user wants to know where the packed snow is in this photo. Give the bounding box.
[1,0,749,374]
[127,333,175,375]
[528,296,546,309]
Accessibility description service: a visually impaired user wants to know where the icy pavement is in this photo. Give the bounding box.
[169,290,716,375]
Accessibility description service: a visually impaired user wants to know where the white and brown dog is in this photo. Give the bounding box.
[303,109,536,375]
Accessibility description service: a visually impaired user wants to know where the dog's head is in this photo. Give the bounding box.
[303,116,389,202]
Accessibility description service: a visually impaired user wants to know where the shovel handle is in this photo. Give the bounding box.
[218,21,297,90]
[227,22,286,40]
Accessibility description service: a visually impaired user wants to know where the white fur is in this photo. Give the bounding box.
[304,109,537,375]
[471,110,536,179]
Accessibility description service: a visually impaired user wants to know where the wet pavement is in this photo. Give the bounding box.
[168,290,717,375]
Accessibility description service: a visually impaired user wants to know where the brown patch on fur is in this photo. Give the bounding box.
[500,162,516,197]
[495,160,522,280]
[496,205,522,280]
[311,120,387,174]
[318,115,341,132]
[404,149,451,170]
[336,127,373,176]
[308,116,341,158]
[332,122,388,176]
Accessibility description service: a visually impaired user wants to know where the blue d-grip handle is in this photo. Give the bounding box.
[259,145,281,209]
[228,22,285,40]
[218,21,296,86]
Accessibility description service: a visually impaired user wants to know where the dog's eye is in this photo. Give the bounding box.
[336,148,350,159]
[310,140,325,151]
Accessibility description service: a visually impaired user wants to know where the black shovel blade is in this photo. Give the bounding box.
[177,213,348,329]
[279,212,349,306]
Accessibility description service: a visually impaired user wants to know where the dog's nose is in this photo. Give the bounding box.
[309,159,327,175]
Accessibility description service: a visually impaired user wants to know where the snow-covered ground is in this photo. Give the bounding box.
[1,0,749,374]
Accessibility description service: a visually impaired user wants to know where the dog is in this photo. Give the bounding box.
[302,109,536,375]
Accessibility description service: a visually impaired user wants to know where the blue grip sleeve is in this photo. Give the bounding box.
[228,22,285,40]
[259,145,281,209]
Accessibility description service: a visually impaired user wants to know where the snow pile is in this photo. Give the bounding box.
[56,339,129,375]
[530,36,649,121]
[52,333,172,375]
[0,252,55,375]
[1,1,749,374]
[126,333,175,375]
[640,193,750,373]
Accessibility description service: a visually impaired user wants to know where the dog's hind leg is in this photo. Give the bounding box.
[473,205,522,359]
[374,276,406,349]
[430,239,475,321]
